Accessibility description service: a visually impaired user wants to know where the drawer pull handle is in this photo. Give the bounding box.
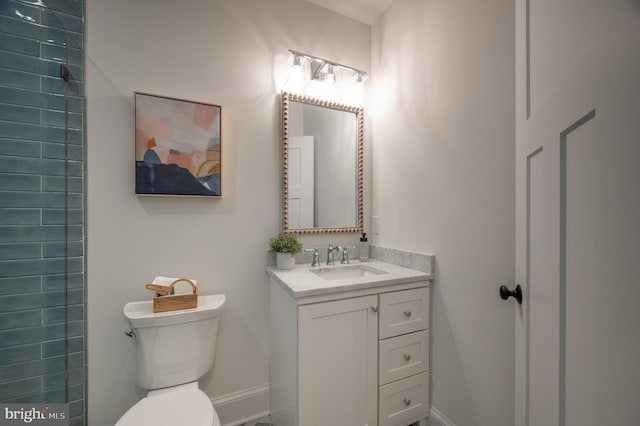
[404,310,412,318]
[403,354,411,362]
[371,306,379,313]
[403,398,411,407]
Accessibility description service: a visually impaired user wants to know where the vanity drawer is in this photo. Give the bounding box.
[379,330,429,385]
[379,287,429,339]
[379,372,429,426]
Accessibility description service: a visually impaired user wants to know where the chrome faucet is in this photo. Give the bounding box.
[326,244,341,265]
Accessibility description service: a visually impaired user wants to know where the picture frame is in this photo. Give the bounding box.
[134,92,222,197]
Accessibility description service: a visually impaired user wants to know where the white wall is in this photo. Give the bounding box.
[370,0,515,425]
[85,0,369,424]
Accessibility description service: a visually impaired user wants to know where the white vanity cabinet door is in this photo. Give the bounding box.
[298,295,378,426]
[379,287,429,339]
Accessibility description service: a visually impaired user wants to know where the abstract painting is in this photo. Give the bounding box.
[135,92,221,196]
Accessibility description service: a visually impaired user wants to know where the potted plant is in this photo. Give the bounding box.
[269,232,303,270]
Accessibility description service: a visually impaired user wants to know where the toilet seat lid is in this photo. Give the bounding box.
[116,387,220,426]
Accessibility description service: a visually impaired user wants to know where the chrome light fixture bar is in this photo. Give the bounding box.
[288,49,368,82]
[284,50,368,104]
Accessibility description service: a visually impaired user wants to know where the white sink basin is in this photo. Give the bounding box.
[310,264,388,280]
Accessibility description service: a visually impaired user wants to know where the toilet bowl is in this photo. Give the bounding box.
[116,294,226,426]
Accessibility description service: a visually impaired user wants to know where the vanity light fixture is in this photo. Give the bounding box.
[321,64,340,98]
[292,53,302,68]
[324,64,336,86]
[285,49,368,104]
[347,71,366,102]
[286,53,306,93]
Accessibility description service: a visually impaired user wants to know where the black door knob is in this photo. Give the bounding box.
[499,284,522,304]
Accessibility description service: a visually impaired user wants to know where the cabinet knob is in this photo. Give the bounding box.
[403,398,411,407]
[403,354,411,362]
[371,306,379,313]
[403,310,412,318]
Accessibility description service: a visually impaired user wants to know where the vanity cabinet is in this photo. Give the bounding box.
[269,275,430,426]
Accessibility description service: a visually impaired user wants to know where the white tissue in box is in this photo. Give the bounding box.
[152,276,198,295]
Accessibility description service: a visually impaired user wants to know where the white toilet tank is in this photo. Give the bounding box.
[124,294,226,390]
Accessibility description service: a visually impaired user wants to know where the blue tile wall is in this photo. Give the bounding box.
[0,310,42,330]
[0,69,40,90]
[0,139,42,157]
[0,175,41,191]
[0,0,84,423]
[0,344,42,365]
[0,277,42,295]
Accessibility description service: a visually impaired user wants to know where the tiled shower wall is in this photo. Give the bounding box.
[0,0,85,424]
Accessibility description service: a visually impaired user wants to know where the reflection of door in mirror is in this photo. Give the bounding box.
[288,136,314,228]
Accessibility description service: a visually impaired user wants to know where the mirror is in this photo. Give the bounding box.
[281,92,364,234]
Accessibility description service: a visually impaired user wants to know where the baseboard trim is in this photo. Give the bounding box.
[211,383,270,426]
[430,406,456,426]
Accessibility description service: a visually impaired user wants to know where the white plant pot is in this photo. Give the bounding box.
[276,252,296,270]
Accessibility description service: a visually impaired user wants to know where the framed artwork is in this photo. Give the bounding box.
[135,92,221,197]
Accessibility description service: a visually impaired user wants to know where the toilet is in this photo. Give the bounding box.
[116,294,226,426]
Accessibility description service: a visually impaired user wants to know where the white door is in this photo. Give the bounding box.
[514,1,640,425]
[298,296,378,426]
[288,136,314,228]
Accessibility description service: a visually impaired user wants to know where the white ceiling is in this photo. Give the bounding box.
[305,0,394,25]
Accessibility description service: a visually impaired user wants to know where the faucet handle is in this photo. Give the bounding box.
[304,248,320,266]
[340,246,356,264]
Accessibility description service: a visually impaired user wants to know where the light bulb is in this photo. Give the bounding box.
[325,65,335,85]
[285,54,305,93]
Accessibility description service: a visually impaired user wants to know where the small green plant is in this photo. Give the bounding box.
[269,232,303,255]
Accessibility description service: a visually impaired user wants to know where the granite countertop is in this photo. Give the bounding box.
[267,260,433,299]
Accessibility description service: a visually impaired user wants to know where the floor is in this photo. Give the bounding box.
[239,416,431,426]
[240,416,272,426]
